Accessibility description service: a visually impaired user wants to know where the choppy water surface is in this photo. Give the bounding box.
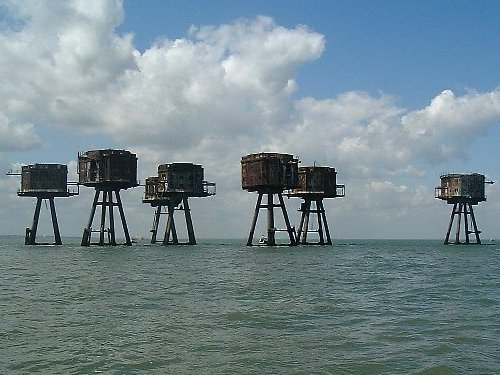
[1,237,499,374]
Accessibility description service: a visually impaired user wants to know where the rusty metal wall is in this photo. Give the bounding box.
[241,152,299,191]
[157,163,205,193]
[144,176,159,200]
[296,166,337,194]
[78,149,137,188]
[437,173,486,201]
[21,164,67,192]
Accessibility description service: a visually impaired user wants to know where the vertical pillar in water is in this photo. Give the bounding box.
[246,192,296,246]
[81,189,132,246]
[444,202,482,245]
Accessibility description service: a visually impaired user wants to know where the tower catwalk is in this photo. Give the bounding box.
[78,149,138,246]
[287,166,345,245]
[436,173,493,245]
[12,164,78,245]
[143,163,216,245]
[242,152,299,246]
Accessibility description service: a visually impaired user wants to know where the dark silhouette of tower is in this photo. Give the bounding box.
[15,164,78,245]
[143,163,215,245]
[435,173,493,244]
[78,149,138,246]
[242,152,299,246]
[287,166,345,245]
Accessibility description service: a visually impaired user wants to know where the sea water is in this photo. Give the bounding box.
[0,237,499,374]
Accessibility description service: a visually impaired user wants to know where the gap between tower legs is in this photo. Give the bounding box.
[25,197,62,245]
[149,197,197,245]
[296,198,332,245]
[444,201,482,245]
[246,192,297,246]
[81,189,132,246]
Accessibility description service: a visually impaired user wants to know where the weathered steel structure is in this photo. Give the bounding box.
[242,152,299,246]
[143,163,215,245]
[78,149,137,246]
[287,166,345,245]
[435,173,492,244]
[17,164,78,245]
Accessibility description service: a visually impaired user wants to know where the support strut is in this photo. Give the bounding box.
[444,202,481,245]
[246,192,296,246]
[296,197,332,245]
[81,189,132,246]
[149,197,197,245]
[25,197,62,245]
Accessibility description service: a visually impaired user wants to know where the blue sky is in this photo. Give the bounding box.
[121,0,500,105]
[1,0,500,240]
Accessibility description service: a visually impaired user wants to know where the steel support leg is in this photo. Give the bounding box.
[82,190,100,246]
[277,193,296,246]
[267,193,276,246]
[318,200,332,245]
[301,199,311,244]
[26,197,43,245]
[151,205,162,244]
[468,203,481,244]
[296,201,307,244]
[115,190,132,246]
[163,201,178,245]
[99,190,107,245]
[160,198,196,245]
[315,200,325,245]
[444,202,482,245]
[183,198,196,245]
[108,191,116,245]
[444,202,457,245]
[82,189,131,246]
[463,203,470,244]
[454,203,463,244]
[49,198,62,245]
[247,193,263,246]
[246,192,296,246]
[297,198,331,245]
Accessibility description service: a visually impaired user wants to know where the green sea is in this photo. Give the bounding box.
[1,237,499,374]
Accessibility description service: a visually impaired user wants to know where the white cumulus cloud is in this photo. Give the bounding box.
[0,112,41,151]
[1,1,500,239]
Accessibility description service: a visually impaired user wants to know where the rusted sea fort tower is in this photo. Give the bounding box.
[287,166,345,245]
[143,163,215,245]
[435,173,492,245]
[242,152,299,246]
[78,149,138,246]
[17,164,78,245]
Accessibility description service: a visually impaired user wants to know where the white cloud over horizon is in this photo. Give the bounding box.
[1,0,500,239]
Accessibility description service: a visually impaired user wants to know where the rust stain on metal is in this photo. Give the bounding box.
[288,166,345,198]
[78,149,138,189]
[241,152,299,192]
